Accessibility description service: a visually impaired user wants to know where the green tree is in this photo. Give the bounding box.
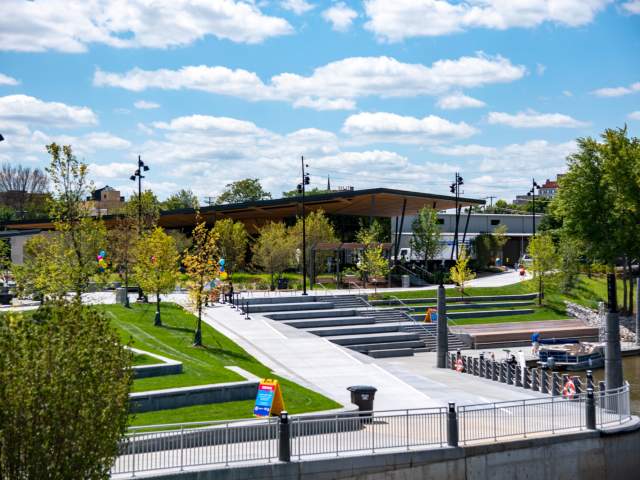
[212,218,248,279]
[15,144,107,299]
[527,233,559,305]
[252,222,296,290]
[281,187,330,198]
[450,246,476,295]
[182,220,219,346]
[162,189,199,211]
[108,214,137,307]
[0,205,15,223]
[123,189,161,232]
[0,300,131,479]
[0,241,11,285]
[133,227,179,326]
[215,178,271,205]
[356,228,389,291]
[291,210,338,284]
[409,207,443,265]
[472,224,508,269]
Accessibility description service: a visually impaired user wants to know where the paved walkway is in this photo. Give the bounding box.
[195,302,542,410]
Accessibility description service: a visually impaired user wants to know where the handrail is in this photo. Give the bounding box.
[390,295,438,343]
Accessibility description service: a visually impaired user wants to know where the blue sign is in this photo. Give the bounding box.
[253,384,275,417]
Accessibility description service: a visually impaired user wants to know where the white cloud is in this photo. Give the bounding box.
[562,90,573,97]
[628,111,640,120]
[487,110,588,128]
[536,63,546,76]
[436,92,486,109]
[88,162,136,180]
[591,81,640,97]
[0,73,19,86]
[134,100,160,110]
[622,1,640,14]
[363,0,611,42]
[94,53,525,110]
[342,112,478,143]
[0,95,97,127]
[281,0,315,15]
[322,3,358,32]
[0,0,293,52]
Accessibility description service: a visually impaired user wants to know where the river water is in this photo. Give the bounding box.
[592,356,640,414]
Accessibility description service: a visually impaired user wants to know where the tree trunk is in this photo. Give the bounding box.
[154,292,161,326]
[622,258,628,314]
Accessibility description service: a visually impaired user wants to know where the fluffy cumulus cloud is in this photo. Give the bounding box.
[134,100,160,110]
[94,53,525,110]
[629,111,640,120]
[280,0,315,15]
[431,139,577,195]
[342,112,478,143]
[622,1,640,14]
[591,81,640,97]
[436,92,486,109]
[0,0,293,52]
[0,94,97,127]
[0,73,19,86]
[363,0,611,42]
[322,2,358,31]
[487,110,588,128]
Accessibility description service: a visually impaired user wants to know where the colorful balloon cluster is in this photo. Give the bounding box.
[219,258,227,280]
[96,250,107,272]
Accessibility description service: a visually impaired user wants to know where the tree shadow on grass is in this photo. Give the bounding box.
[198,344,253,362]
[158,324,194,335]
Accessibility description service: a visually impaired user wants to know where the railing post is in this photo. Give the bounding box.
[179,426,184,471]
[473,357,479,376]
[492,361,498,381]
[279,411,291,462]
[515,366,522,387]
[586,388,596,430]
[531,368,539,391]
[523,367,530,389]
[552,372,560,396]
[541,370,548,394]
[131,432,136,478]
[506,363,513,384]
[500,363,507,383]
[447,403,458,447]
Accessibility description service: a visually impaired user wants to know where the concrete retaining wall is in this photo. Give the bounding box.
[149,421,640,480]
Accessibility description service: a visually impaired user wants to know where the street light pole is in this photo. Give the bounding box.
[449,173,464,260]
[130,155,150,305]
[528,179,540,237]
[299,157,309,295]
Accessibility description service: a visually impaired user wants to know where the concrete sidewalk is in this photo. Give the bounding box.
[197,303,541,410]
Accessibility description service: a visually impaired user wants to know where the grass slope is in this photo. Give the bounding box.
[100,303,341,424]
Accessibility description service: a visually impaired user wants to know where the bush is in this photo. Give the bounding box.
[0,301,132,479]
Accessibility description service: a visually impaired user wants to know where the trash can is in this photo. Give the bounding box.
[401,275,410,288]
[347,385,377,417]
[115,287,128,305]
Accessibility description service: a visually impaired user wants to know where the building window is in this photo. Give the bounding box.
[490,219,500,225]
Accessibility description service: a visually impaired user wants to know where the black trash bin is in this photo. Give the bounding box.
[347,385,377,416]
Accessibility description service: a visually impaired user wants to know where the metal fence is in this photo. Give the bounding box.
[111,385,632,478]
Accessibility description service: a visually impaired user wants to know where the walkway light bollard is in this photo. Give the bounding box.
[447,402,459,447]
[500,363,507,383]
[473,357,479,376]
[436,284,448,368]
[278,411,291,462]
[515,366,522,387]
[586,370,594,390]
[506,363,512,384]
[586,388,596,430]
[523,367,530,389]
[540,370,548,394]
[492,361,498,381]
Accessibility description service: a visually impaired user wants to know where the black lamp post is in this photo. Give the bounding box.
[297,157,310,295]
[449,172,464,260]
[527,179,540,237]
[130,155,150,306]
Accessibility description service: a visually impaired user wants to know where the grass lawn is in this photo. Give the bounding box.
[100,302,341,424]
[132,352,160,366]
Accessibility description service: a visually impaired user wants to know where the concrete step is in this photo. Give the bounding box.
[306,323,405,337]
[327,331,420,346]
[247,301,334,313]
[284,316,374,329]
[367,348,414,358]
[267,309,358,320]
[348,340,426,352]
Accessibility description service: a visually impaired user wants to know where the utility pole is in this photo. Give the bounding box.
[204,196,215,207]
[484,196,496,208]
[298,157,310,295]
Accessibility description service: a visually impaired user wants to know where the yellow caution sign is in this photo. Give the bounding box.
[254,379,286,417]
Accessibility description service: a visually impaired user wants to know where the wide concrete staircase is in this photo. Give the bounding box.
[244,294,467,358]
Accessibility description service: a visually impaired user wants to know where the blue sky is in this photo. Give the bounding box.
[0,0,638,202]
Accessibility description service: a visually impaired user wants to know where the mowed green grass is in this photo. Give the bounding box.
[100,303,341,423]
[132,352,159,366]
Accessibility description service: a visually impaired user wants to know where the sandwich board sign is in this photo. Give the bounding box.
[254,379,285,417]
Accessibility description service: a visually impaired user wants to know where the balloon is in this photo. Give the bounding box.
[220,271,228,280]
[99,250,106,257]
[219,258,225,266]
[219,265,225,273]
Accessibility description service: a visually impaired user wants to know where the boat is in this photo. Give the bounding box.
[537,342,604,371]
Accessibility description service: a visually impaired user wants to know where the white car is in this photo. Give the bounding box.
[519,254,533,266]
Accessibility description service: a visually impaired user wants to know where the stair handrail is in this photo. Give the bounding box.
[314,282,328,296]
[390,295,438,343]
[391,263,431,283]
